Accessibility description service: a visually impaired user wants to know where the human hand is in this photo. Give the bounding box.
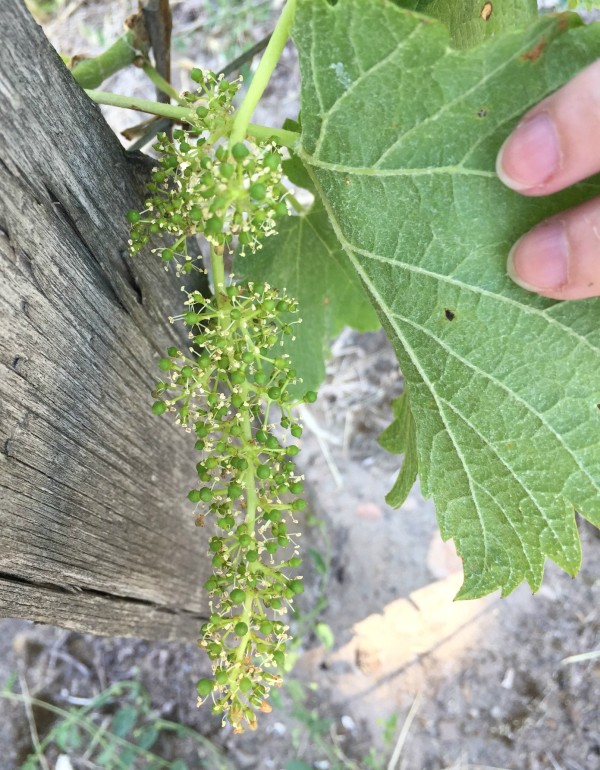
[496,59,600,300]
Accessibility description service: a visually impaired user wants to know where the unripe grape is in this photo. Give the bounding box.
[228,483,243,499]
[263,152,281,170]
[151,400,167,415]
[197,678,214,697]
[184,311,200,325]
[204,579,218,594]
[255,430,268,444]
[215,669,229,685]
[230,588,246,604]
[249,183,266,201]
[205,217,223,235]
[234,621,249,636]
[188,490,201,503]
[231,142,249,160]
[260,621,273,635]
[127,209,141,223]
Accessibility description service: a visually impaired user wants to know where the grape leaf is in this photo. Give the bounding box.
[394,0,538,48]
[293,1,600,598]
[237,157,380,394]
[378,392,418,508]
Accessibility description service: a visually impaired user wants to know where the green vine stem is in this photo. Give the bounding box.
[85,89,300,149]
[210,244,226,308]
[70,15,147,89]
[141,61,187,105]
[229,0,297,145]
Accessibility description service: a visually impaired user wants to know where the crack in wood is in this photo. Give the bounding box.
[0,570,205,619]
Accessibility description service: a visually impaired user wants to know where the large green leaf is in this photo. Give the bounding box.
[294,1,600,598]
[238,158,380,394]
[395,0,538,47]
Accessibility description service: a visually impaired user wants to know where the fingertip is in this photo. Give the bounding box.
[507,221,569,296]
[496,114,560,194]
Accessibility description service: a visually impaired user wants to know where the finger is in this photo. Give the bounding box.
[508,196,600,299]
[496,59,600,196]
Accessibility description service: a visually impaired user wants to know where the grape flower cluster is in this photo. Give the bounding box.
[127,69,315,732]
[127,68,290,273]
[151,283,315,731]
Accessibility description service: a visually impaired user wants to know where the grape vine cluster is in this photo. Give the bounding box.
[127,68,289,272]
[127,69,314,732]
[152,283,315,731]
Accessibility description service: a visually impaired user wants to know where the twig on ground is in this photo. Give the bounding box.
[18,669,51,770]
[387,689,423,770]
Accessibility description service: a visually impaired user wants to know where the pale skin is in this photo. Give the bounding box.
[496,59,600,299]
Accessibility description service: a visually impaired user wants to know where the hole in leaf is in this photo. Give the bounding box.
[444,309,455,321]
[480,2,493,21]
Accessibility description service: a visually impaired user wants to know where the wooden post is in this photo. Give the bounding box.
[0,0,209,641]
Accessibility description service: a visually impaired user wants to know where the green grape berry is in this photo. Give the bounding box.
[127,209,141,223]
[249,183,266,200]
[234,621,249,636]
[228,483,243,499]
[197,678,215,697]
[230,588,246,604]
[215,669,229,685]
[151,400,167,415]
[199,487,214,502]
[231,142,249,160]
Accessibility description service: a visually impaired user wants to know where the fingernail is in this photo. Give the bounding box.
[497,114,560,191]
[508,221,569,292]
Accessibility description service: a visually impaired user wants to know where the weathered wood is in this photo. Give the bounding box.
[0,0,210,640]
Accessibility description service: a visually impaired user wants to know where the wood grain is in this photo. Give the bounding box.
[0,0,210,641]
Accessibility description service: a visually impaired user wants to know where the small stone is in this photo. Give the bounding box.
[355,502,383,520]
